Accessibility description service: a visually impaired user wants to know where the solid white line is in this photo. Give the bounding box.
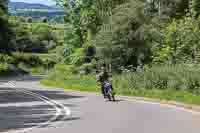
[1,80,71,133]
[6,82,61,133]
[120,96,200,115]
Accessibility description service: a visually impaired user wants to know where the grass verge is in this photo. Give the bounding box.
[40,75,200,106]
[41,75,99,92]
[40,64,200,106]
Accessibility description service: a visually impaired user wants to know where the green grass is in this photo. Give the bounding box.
[41,77,200,105]
[0,63,28,77]
[0,63,13,76]
[13,52,57,61]
[41,75,99,92]
[31,67,47,75]
[116,89,200,105]
[12,52,57,75]
[41,64,200,106]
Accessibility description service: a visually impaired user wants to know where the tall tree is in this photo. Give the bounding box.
[175,0,189,17]
[56,0,102,47]
[192,0,200,17]
[0,0,12,53]
[0,0,8,13]
[145,0,159,16]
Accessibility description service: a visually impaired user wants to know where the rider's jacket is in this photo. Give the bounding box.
[98,71,109,83]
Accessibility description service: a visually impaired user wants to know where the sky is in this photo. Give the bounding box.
[10,0,56,6]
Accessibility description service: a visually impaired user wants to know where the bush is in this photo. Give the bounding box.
[0,63,10,74]
[79,63,94,75]
[13,53,43,67]
[0,54,15,64]
[17,62,30,73]
[69,48,85,66]
[31,67,46,74]
[42,64,200,105]
[154,17,200,64]
[0,63,27,76]
[84,45,96,63]
[113,64,200,95]
[45,59,57,68]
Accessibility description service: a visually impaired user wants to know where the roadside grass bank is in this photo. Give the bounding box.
[41,79,200,105]
[41,74,99,92]
[41,64,200,106]
[0,63,28,77]
[0,63,16,77]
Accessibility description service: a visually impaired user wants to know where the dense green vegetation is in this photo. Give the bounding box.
[40,0,200,105]
[2,0,200,105]
[41,64,200,105]
[51,0,200,73]
[0,1,62,75]
[0,0,12,53]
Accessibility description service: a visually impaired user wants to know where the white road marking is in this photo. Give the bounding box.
[120,96,200,115]
[0,80,71,133]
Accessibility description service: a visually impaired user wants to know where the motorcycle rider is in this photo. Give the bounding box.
[96,63,111,98]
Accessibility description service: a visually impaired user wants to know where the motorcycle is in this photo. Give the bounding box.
[103,81,116,101]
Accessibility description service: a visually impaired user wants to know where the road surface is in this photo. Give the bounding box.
[0,75,200,133]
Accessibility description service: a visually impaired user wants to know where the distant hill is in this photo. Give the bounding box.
[9,2,60,10]
[8,2,65,21]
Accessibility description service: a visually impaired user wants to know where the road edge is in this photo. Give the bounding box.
[39,83,200,114]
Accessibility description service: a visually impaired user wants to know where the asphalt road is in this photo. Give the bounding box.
[0,75,200,133]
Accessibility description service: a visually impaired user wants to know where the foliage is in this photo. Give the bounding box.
[54,0,200,71]
[0,54,15,64]
[114,64,200,94]
[68,48,85,66]
[13,52,43,67]
[94,0,151,71]
[31,23,55,42]
[0,0,13,53]
[192,0,200,17]
[79,63,95,74]
[0,63,11,75]
[9,17,59,53]
[42,64,200,105]
[55,0,103,68]
[12,52,57,68]
[31,67,46,74]
[154,16,200,64]
[39,0,200,105]
[41,74,98,92]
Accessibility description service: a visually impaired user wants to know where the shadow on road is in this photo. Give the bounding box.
[0,87,83,132]
[0,87,84,104]
[0,104,80,132]
[0,75,44,83]
[17,75,44,82]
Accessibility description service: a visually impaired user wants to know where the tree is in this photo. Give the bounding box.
[41,17,48,23]
[56,0,102,47]
[31,24,54,42]
[0,0,8,13]
[144,0,189,18]
[94,0,154,70]
[145,0,159,16]
[26,17,33,23]
[10,19,32,52]
[176,0,189,17]
[0,0,12,53]
[192,0,200,17]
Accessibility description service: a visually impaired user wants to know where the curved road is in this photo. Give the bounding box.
[0,75,200,133]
